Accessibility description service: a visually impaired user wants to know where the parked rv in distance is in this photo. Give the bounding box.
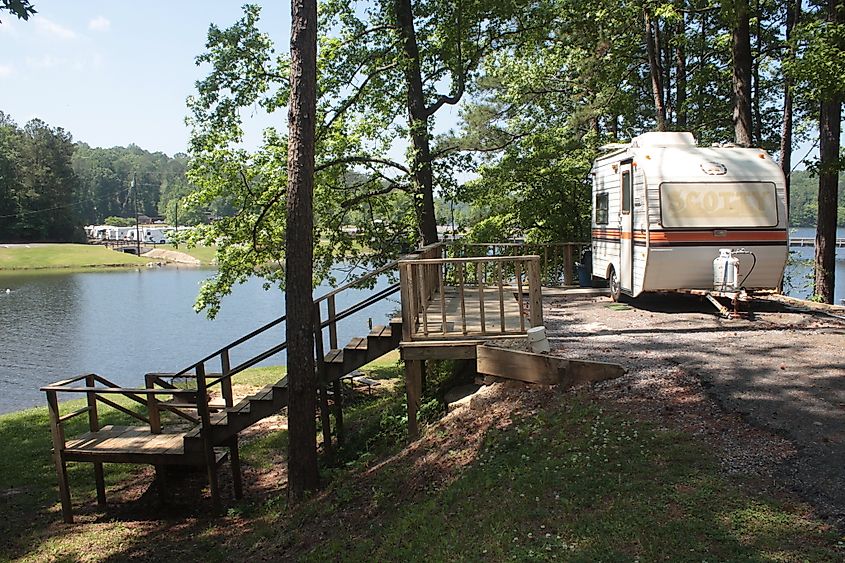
[590,132,788,301]
[84,225,193,245]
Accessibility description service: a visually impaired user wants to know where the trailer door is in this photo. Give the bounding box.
[619,162,633,292]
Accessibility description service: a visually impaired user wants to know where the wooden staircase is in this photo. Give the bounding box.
[40,243,434,522]
[182,321,402,455]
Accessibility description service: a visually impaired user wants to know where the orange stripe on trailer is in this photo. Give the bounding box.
[648,230,787,244]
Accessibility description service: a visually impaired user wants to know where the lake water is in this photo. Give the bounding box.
[0,266,399,414]
[1,230,843,414]
[783,227,845,304]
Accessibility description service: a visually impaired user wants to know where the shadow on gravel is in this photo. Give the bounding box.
[545,292,845,527]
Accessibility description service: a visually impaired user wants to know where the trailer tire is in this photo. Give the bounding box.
[608,266,622,302]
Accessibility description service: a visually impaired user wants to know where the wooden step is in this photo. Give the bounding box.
[344,337,368,352]
[324,348,344,364]
[368,325,390,338]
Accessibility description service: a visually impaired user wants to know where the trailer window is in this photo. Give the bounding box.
[621,171,632,213]
[659,182,778,228]
[595,193,609,225]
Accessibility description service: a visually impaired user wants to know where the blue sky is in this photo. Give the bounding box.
[0,1,292,156]
[0,1,817,168]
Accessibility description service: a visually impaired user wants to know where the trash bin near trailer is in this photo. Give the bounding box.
[577,249,593,287]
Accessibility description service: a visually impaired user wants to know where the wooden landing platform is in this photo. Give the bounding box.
[63,425,213,465]
[413,287,528,339]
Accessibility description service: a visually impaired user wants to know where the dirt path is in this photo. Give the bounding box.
[543,292,845,526]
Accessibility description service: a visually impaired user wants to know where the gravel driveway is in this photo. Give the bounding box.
[543,291,845,526]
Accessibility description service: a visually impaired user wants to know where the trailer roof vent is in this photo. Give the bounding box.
[631,132,696,148]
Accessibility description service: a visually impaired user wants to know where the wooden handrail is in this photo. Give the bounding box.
[40,385,196,395]
[57,406,92,423]
[400,254,541,265]
[399,254,543,339]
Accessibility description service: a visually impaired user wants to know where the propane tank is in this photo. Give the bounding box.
[713,248,739,291]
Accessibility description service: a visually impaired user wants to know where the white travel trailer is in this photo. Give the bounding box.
[125,227,167,244]
[590,132,788,301]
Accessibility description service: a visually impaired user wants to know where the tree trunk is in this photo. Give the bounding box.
[663,21,673,124]
[609,115,619,139]
[814,0,843,304]
[779,0,800,207]
[675,15,687,128]
[286,0,319,499]
[752,0,763,145]
[731,0,754,146]
[645,9,667,131]
[394,0,439,245]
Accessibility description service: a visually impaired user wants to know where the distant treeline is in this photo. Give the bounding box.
[0,112,224,243]
[789,170,845,228]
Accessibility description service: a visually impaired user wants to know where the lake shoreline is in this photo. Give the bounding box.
[0,243,215,272]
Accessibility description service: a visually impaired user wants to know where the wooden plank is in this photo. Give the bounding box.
[476,345,562,385]
[368,325,387,338]
[439,270,447,334]
[516,261,525,332]
[563,244,574,286]
[498,262,505,332]
[399,263,414,341]
[566,359,627,387]
[477,262,486,335]
[458,263,467,334]
[526,258,543,327]
[418,265,428,336]
[476,345,626,388]
[345,337,366,350]
[324,349,343,363]
[400,343,479,360]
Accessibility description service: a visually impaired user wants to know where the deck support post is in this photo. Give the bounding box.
[405,359,424,439]
[196,363,222,513]
[155,467,168,504]
[563,245,574,286]
[46,390,73,523]
[332,379,344,446]
[86,375,107,508]
[229,436,243,500]
[318,384,333,458]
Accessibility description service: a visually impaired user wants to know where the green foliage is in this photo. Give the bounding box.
[0,113,83,242]
[789,170,845,226]
[185,2,543,316]
[786,8,845,105]
[103,216,134,227]
[0,0,35,23]
[72,143,189,224]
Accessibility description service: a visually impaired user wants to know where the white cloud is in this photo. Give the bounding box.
[34,17,77,40]
[25,55,60,69]
[0,64,14,78]
[88,16,110,32]
[0,19,19,35]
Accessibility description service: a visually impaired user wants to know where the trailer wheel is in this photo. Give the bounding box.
[608,266,622,302]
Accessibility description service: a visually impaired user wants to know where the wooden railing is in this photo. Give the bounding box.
[399,252,543,340]
[139,242,445,444]
[448,242,589,286]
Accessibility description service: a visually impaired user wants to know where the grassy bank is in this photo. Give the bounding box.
[1,355,841,561]
[149,243,217,265]
[0,244,152,271]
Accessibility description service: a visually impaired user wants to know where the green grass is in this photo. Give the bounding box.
[3,355,841,562]
[298,397,840,562]
[0,396,146,559]
[0,243,153,270]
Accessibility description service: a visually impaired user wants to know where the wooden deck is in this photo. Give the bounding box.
[63,425,192,464]
[412,286,527,338]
